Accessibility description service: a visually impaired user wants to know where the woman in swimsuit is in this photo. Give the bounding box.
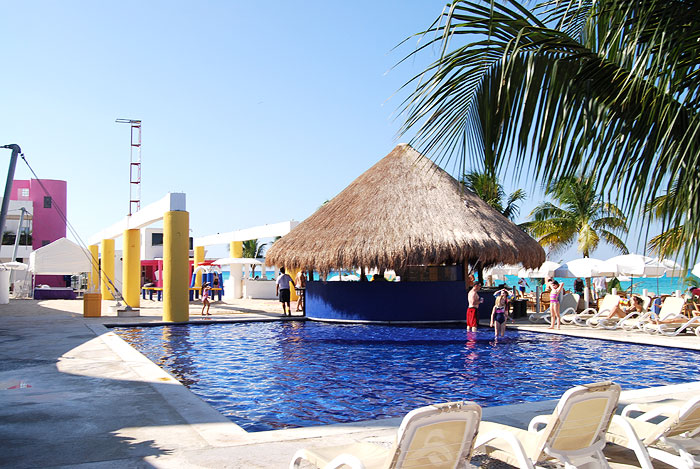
[201,282,212,316]
[547,279,564,329]
[490,290,509,338]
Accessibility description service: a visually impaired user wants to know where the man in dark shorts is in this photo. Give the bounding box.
[276,267,295,316]
[467,281,483,332]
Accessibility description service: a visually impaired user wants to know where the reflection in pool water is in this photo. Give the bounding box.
[112,322,700,432]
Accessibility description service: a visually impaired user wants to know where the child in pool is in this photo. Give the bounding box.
[490,289,509,338]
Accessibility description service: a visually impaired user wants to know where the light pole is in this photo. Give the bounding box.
[0,144,21,247]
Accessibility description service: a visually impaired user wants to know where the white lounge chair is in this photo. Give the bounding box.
[474,381,622,468]
[567,294,620,327]
[596,295,651,330]
[641,297,699,336]
[607,395,700,468]
[289,401,481,469]
[530,293,578,324]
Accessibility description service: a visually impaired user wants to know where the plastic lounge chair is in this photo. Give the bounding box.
[567,294,619,327]
[607,395,700,468]
[474,381,622,469]
[529,293,578,324]
[289,401,481,469]
[597,296,651,330]
[618,297,658,332]
[641,297,696,336]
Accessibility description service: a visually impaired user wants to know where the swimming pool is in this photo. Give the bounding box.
[112,322,700,432]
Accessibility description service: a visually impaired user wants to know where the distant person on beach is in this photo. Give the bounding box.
[201,282,212,316]
[518,278,529,296]
[276,267,295,316]
[592,276,607,299]
[606,295,644,319]
[490,289,509,338]
[295,271,307,312]
[574,278,584,295]
[547,278,564,329]
[372,273,386,281]
[466,281,483,332]
[466,273,474,288]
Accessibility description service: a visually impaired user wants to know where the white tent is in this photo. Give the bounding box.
[29,238,92,275]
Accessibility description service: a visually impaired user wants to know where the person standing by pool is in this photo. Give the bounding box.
[490,289,509,338]
[201,282,212,317]
[466,281,483,332]
[276,267,295,316]
[547,278,564,329]
[295,270,307,312]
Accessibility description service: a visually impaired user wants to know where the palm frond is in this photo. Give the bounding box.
[398,0,700,264]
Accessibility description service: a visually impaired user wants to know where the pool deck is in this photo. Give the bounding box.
[1,297,698,468]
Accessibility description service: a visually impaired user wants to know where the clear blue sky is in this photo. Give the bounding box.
[0,1,659,262]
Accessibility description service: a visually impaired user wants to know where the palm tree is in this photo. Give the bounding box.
[522,174,629,258]
[461,171,525,221]
[398,0,700,264]
[242,239,267,278]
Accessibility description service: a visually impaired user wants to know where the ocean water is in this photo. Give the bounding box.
[220,270,689,295]
[502,274,687,296]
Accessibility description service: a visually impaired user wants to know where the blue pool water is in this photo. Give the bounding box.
[112,322,700,432]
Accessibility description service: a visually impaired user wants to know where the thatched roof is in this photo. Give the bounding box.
[265,144,545,273]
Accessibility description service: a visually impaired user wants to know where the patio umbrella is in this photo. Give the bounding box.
[605,254,649,276]
[642,257,682,294]
[0,261,28,270]
[553,258,607,278]
[484,264,522,280]
[517,261,560,279]
[553,258,611,305]
[693,263,700,278]
[605,254,654,293]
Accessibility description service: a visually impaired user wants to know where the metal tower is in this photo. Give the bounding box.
[116,119,142,215]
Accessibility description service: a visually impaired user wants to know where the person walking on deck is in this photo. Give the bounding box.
[276,267,295,316]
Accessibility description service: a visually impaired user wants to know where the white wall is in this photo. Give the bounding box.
[141,227,194,260]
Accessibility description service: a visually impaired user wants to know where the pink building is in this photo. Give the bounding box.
[11,179,67,286]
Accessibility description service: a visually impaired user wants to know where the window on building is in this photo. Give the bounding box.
[19,188,29,198]
[44,196,52,208]
[42,240,50,247]
[152,233,163,246]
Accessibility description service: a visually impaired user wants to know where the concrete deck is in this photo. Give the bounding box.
[1,297,698,468]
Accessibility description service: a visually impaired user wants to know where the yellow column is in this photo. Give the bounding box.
[230,241,243,298]
[194,246,205,289]
[230,241,242,258]
[100,239,115,300]
[88,244,99,293]
[289,269,299,301]
[122,229,141,309]
[163,210,189,322]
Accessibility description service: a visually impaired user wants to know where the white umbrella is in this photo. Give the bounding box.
[553,258,606,278]
[0,261,28,270]
[484,264,522,278]
[693,263,700,278]
[606,254,656,293]
[517,261,560,279]
[212,257,264,265]
[605,254,650,276]
[642,257,682,278]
